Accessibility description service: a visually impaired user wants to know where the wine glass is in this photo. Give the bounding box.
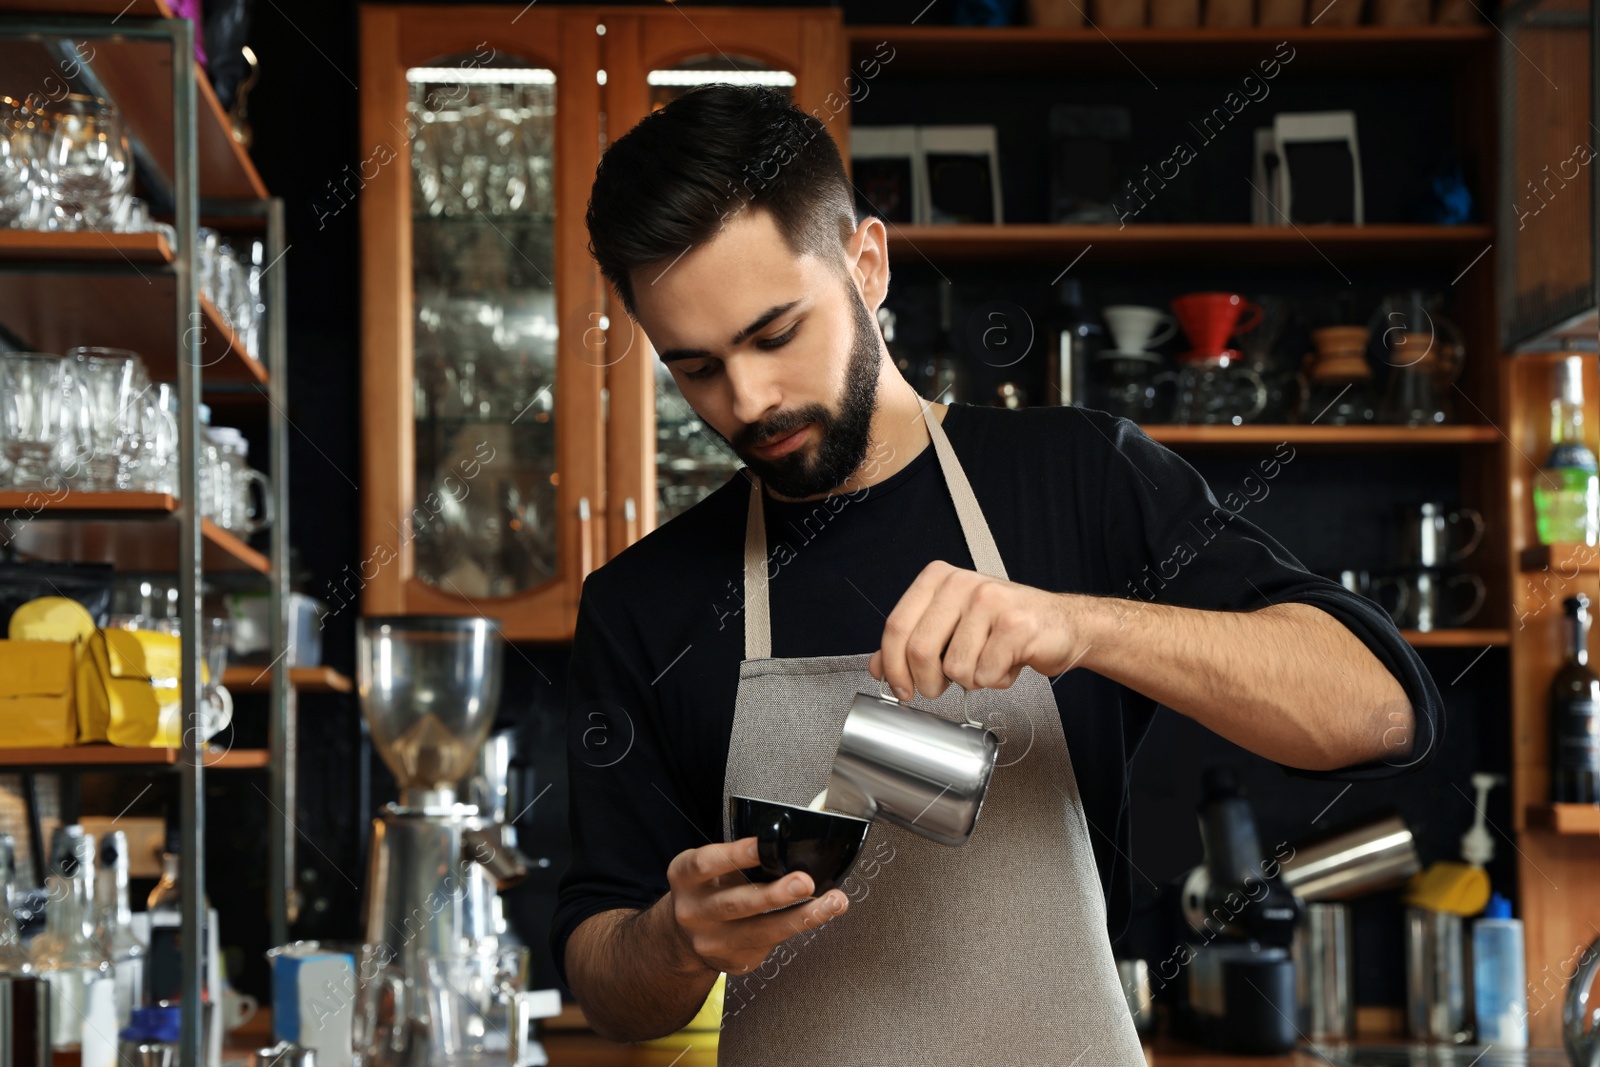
[41,95,132,231]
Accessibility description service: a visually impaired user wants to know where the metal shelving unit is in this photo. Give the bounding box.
[0,10,291,1067]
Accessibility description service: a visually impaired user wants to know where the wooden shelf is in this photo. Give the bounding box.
[0,266,267,389]
[0,492,270,574]
[1526,803,1600,835]
[883,224,1496,265]
[223,666,353,694]
[1143,424,1499,447]
[1518,542,1600,574]
[1401,628,1509,647]
[0,229,173,263]
[0,745,269,769]
[0,1,268,201]
[846,24,1495,76]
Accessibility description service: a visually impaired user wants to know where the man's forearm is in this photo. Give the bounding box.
[564,896,719,1043]
[1072,596,1414,771]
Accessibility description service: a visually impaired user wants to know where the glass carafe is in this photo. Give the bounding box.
[29,827,115,1056]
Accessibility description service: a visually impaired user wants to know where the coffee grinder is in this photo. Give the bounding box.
[1166,767,1303,1055]
[357,616,526,1067]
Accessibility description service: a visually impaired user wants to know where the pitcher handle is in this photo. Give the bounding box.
[1239,368,1269,422]
[1447,573,1487,627]
[1450,507,1485,563]
[880,677,981,729]
[240,467,276,535]
[1233,299,1264,336]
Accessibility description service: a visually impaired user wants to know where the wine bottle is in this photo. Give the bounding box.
[1533,356,1599,546]
[1550,593,1600,804]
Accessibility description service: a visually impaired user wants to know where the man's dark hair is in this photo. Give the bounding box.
[585,84,857,318]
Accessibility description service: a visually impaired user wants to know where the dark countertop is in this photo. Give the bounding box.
[540,1031,1334,1065]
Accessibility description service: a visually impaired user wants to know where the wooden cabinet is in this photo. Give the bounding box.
[359,5,603,641]
[358,4,843,640]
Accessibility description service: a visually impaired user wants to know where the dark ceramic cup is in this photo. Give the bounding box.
[728,795,871,897]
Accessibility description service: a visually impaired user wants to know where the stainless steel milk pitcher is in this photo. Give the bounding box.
[824,682,999,846]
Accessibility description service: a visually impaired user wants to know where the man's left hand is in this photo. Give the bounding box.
[867,561,1090,700]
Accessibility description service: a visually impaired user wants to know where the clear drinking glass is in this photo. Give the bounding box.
[65,347,147,491]
[40,95,132,231]
[424,946,537,1067]
[138,383,181,494]
[0,95,48,228]
[0,352,81,489]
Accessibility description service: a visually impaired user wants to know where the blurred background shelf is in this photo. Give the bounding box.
[0,271,267,388]
[223,666,353,693]
[0,229,173,263]
[0,491,270,573]
[1525,803,1600,835]
[1400,628,1510,648]
[846,24,1496,76]
[1517,542,1600,574]
[1143,425,1500,447]
[0,746,270,769]
[884,224,1497,265]
[0,0,268,201]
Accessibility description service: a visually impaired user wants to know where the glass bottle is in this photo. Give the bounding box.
[923,279,965,404]
[1045,278,1104,407]
[1550,593,1600,804]
[95,829,146,1026]
[1533,356,1600,546]
[146,850,186,1004]
[0,832,30,976]
[879,305,915,387]
[29,827,116,1064]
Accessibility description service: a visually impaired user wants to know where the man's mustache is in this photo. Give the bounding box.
[733,408,824,452]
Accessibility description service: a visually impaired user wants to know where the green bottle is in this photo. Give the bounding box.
[1533,356,1599,546]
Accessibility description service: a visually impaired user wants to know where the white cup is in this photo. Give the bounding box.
[1103,305,1177,356]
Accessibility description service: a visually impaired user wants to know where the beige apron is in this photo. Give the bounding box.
[718,397,1145,1066]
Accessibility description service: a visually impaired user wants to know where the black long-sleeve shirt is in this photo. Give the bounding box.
[550,402,1442,985]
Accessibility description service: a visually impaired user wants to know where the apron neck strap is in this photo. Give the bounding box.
[744,398,1009,661]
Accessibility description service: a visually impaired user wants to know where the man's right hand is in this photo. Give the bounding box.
[666,836,850,976]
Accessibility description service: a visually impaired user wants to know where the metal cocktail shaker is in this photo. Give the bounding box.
[1405,906,1470,1043]
[824,684,999,847]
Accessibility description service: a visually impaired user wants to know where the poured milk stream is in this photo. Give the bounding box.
[807,789,829,811]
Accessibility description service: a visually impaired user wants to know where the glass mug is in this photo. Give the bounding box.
[424,946,548,1067]
[203,428,274,534]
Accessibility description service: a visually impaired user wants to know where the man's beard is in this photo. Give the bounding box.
[715,284,882,499]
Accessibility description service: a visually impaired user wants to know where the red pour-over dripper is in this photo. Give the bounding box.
[1172,292,1264,363]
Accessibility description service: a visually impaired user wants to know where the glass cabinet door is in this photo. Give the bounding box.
[407,61,560,598]
[646,63,796,523]
[597,10,845,553]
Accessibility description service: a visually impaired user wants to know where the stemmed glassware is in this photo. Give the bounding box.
[39,94,132,231]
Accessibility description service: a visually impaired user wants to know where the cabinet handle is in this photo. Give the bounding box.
[623,496,638,548]
[578,496,594,582]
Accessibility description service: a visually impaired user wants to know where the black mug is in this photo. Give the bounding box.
[728,795,870,897]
